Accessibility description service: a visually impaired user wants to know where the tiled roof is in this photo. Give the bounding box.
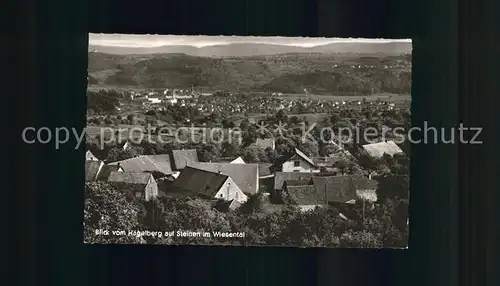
[312,176,356,203]
[172,149,199,170]
[362,140,403,158]
[147,154,173,174]
[97,164,123,180]
[188,162,259,195]
[286,185,326,205]
[85,160,102,181]
[108,155,172,175]
[312,175,378,203]
[108,171,152,186]
[171,166,228,197]
[274,172,315,190]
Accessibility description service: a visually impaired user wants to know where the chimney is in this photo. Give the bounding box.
[369,172,372,180]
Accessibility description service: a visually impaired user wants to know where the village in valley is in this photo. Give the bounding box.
[84,35,411,248]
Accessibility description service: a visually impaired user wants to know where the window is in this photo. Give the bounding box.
[294,160,301,167]
[293,170,300,172]
[220,193,224,198]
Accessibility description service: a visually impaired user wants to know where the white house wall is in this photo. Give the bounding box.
[282,157,317,173]
[214,177,248,203]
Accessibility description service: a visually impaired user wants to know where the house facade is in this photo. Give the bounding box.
[278,148,319,173]
[212,176,247,203]
[171,166,248,203]
[282,157,316,173]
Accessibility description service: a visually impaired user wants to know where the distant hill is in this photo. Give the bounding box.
[88,48,412,94]
[89,42,411,57]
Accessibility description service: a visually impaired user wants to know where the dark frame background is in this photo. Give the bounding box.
[10,0,499,285]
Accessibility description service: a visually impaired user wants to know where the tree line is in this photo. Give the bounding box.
[84,176,409,248]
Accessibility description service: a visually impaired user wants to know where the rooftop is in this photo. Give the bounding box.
[171,166,229,197]
[188,162,259,195]
[108,171,152,185]
[362,140,403,158]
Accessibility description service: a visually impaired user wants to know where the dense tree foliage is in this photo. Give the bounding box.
[84,178,408,247]
[87,89,121,114]
[137,194,407,248]
[84,182,146,244]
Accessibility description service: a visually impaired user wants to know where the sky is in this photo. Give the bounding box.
[89,33,411,48]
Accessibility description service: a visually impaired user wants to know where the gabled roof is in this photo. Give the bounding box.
[286,185,326,205]
[171,149,199,170]
[293,148,316,166]
[85,160,103,181]
[284,179,313,188]
[312,176,357,203]
[230,157,245,164]
[188,162,259,195]
[362,140,403,158]
[147,154,173,174]
[312,175,378,203]
[255,138,275,150]
[108,155,172,175]
[97,164,123,181]
[274,172,315,190]
[276,148,316,167]
[171,166,228,197]
[108,171,152,186]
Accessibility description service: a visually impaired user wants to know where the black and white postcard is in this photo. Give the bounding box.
[84,34,411,248]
